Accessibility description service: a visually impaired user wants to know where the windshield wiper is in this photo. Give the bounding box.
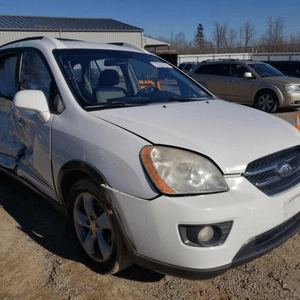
[156,97,205,103]
[85,101,146,111]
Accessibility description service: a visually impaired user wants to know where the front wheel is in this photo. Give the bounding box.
[68,177,132,274]
[255,91,278,113]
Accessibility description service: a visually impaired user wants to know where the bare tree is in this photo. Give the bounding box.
[227,28,237,51]
[241,20,255,52]
[264,16,285,52]
[151,15,300,55]
[287,32,300,52]
[212,22,228,52]
[169,32,189,53]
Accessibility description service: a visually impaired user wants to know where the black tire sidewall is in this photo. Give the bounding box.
[255,91,278,113]
[68,177,123,274]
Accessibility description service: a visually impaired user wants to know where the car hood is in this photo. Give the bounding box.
[89,100,300,174]
[262,76,300,84]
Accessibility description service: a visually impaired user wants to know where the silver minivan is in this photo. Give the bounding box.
[190,60,300,113]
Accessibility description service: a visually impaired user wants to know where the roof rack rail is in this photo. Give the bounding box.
[56,37,83,42]
[0,36,44,48]
[201,58,254,63]
[108,42,148,53]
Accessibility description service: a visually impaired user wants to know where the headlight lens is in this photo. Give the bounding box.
[140,146,228,195]
[285,85,300,93]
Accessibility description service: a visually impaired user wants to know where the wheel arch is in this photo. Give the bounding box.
[254,87,283,106]
[57,160,107,210]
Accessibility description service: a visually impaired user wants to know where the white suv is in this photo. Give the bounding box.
[0,37,300,278]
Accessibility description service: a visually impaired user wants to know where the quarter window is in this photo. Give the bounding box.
[20,50,52,103]
[19,49,65,113]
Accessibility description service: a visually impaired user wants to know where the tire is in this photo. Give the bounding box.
[68,177,133,274]
[0,171,7,179]
[255,91,278,113]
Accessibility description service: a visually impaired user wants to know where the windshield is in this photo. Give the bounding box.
[248,63,284,78]
[55,49,212,110]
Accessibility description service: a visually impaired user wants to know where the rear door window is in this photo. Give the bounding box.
[195,64,211,74]
[209,64,230,76]
[0,53,18,99]
[195,64,230,76]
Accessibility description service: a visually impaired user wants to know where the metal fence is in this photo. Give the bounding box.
[178,53,252,64]
[253,53,300,61]
[178,52,300,65]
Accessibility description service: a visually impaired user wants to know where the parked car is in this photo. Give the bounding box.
[190,59,300,113]
[178,62,199,75]
[264,60,300,78]
[0,37,300,279]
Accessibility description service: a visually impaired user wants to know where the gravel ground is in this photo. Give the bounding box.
[0,107,300,300]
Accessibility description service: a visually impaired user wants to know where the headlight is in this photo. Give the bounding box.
[140,146,228,195]
[285,85,300,93]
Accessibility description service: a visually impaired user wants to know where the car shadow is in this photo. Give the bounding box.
[273,107,300,114]
[0,175,164,283]
[116,265,165,282]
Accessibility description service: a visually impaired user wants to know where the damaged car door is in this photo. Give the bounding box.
[11,49,57,199]
[0,52,24,169]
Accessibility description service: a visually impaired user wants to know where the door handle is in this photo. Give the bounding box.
[16,119,26,127]
[13,111,26,127]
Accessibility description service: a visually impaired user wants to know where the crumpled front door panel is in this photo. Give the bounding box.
[12,106,57,200]
[0,98,24,169]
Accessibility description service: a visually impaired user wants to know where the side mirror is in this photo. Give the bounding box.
[13,90,50,123]
[244,72,254,79]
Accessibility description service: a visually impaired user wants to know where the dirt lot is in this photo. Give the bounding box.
[1,108,300,300]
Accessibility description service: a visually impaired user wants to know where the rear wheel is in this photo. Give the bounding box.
[255,91,278,113]
[68,177,132,274]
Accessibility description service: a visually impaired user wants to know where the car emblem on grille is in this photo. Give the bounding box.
[277,162,292,178]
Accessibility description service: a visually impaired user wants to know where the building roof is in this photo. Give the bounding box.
[143,36,170,48]
[0,15,143,32]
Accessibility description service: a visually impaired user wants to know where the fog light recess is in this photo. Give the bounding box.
[179,221,233,247]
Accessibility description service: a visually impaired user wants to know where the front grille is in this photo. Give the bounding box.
[243,146,300,196]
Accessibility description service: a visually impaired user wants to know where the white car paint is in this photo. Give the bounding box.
[91,100,300,174]
[0,37,299,278]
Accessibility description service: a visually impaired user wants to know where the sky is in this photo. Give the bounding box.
[2,0,300,43]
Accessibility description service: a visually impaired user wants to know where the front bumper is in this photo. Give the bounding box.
[103,176,300,278]
[134,211,300,279]
[279,92,300,107]
[231,211,300,267]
